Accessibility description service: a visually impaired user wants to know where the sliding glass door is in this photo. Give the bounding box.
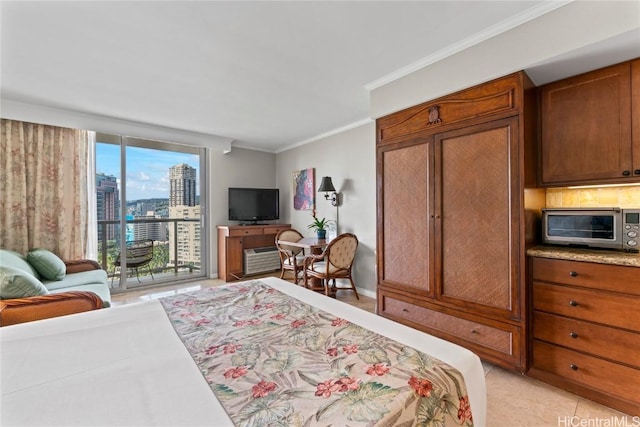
[96,134,207,292]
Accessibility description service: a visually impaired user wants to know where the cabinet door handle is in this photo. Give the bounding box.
[569,300,578,307]
[569,364,578,371]
[569,332,578,339]
[569,271,578,277]
[635,169,640,175]
[623,170,631,176]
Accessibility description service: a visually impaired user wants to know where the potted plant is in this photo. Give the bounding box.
[308,212,333,239]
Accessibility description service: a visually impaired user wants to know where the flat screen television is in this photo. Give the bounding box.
[228,187,279,223]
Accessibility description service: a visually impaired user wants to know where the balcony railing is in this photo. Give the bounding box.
[97,218,202,289]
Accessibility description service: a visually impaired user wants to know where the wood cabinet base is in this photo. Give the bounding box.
[378,289,525,371]
[528,256,640,416]
[528,366,639,416]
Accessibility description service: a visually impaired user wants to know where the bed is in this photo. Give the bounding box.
[1,277,486,426]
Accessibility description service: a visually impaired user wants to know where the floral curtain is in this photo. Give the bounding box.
[0,119,89,260]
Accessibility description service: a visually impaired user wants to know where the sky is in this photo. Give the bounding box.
[96,142,200,201]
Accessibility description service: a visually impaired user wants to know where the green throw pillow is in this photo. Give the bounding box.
[0,266,49,299]
[27,248,66,281]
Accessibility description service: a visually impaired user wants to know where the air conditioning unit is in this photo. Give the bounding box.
[243,247,281,276]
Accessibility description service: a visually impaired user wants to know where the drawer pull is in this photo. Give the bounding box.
[569,271,578,277]
[471,329,479,334]
[569,332,578,339]
[402,308,409,312]
[569,300,578,307]
[569,364,578,371]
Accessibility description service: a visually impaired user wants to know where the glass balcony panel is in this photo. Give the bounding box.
[98,218,204,289]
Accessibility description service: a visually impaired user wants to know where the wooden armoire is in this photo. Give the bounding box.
[376,72,541,371]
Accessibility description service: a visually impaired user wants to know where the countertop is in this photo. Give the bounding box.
[527,245,640,268]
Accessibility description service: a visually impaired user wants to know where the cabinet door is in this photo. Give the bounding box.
[226,236,243,279]
[540,62,632,184]
[434,117,520,320]
[377,139,435,296]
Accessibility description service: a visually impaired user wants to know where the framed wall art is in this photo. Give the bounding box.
[292,168,315,210]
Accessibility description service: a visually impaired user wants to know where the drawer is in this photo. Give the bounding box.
[263,226,289,235]
[533,341,640,404]
[229,228,264,237]
[532,257,640,296]
[534,311,640,369]
[533,282,640,332]
[381,295,514,356]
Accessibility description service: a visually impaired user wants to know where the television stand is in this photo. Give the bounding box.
[217,224,291,281]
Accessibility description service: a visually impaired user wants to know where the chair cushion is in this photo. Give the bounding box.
[283,255,306,266]
[0,266,49,299]
[0,249,41,279]
[27,248,66,280]
[309,262,341,274]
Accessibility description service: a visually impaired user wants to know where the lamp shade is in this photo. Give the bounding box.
[317,176,336,193]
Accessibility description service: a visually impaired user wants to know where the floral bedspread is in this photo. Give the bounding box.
[159,281,473,427]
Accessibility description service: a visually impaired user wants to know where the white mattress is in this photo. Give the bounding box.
[1,277,486,426]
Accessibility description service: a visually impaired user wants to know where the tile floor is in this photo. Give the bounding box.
[112,277,635,427]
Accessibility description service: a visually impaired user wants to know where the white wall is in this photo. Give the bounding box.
[208,147,276,277]
[275,122,377,297]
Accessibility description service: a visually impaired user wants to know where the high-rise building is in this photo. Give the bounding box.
[168,206,201,269]
[134,211,168,242]
[169,163,196,207]
[136,202,154,216]
[168,163,200,269]
[96,173,120,240]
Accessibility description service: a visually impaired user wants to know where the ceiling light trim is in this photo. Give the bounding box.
[364,0,573,92]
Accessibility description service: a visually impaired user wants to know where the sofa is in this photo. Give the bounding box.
[0,248,111,326]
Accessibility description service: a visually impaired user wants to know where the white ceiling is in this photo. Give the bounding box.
[1,1,637,152]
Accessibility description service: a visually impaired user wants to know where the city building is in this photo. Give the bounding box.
[169,164,196,207]
[134,211,168,242]
[96,173,119,241]
[168,164,200,269]
[135,202,155,217]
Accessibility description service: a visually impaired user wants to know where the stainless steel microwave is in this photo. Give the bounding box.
[542,208,640,252]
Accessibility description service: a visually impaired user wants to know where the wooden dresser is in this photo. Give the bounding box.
[528,255,640,415]
[217,224,290,281]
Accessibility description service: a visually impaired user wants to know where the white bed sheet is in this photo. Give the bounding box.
[1,277,486,426]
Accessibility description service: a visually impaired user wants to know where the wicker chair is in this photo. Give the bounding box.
[275,229,306,284]
[303,233,359,299]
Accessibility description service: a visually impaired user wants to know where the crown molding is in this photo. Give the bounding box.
[365,0,573,92]
[275,117,373,154]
